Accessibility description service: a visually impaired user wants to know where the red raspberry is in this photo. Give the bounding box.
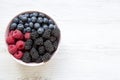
[8,45,17,55]
[12,30,23,39]
[24,33,30,40]
[8,30,14,36]
[6,36,15,44]
[14,51,23,59]
[16,40,25,50]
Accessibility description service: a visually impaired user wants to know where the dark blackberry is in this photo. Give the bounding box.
[38,46,45,55]
[34,37,43,46]
[42,53,51,62]
[51,28,60,38]
[53,41,58,50]
[30,47,39,60]
[42,29,51,39]
[44,40,54,53]
[50,36,56,42]
[30,31,39,40]
[25,39,33,45]
[36,56,43,63]
[22,51,31,63]
[25,45,32,50]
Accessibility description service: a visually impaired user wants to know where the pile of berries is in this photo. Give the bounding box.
[6,11,60,63]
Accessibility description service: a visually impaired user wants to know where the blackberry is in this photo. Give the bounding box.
[52,28,60,38]
[53,41,58,50]
[25,39,33,45]
[34,37,43,46]
[38,46,45,54]
[22,51,31,63]
[30,47,39,60]
[25,45,32,50]
[36,56,43,63]
[30,31,39,40]
[50,36,56,42]
[42,53,51,62]
[44,40,54,53]
[42,29,51,39]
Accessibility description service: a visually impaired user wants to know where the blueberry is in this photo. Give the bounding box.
[48,19,54,24]
[37,27,44,34]
[49,24,56,29]
[26,27,31,32]
[28,18,32,22]
[39,13,45,17]
[23,28,27,33]
[37,17,43,23]
[32,12,38,17]
[13,17,19,23]
[43,24,48,29]
[10,23,17,30]
[19,20,24,24]
[31,16,37,22]
[17,24,24,31]
[43,18,49,23]
[34,23,40,29]
[29,22,33,28]
[24,23,29,28]
[19,15,27,21]
[30,13,33,17]
[32,29,36,32]
[24,13,29,17]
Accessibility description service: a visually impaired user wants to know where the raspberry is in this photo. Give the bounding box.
[16,40,25,50]
[42,53,51,62]
[24,32,30,40]
[8,30,14,36]
[12,30,23,39]
[22,51,31,63]
[6,36,15,44]
[44,40,54,53]
[14,51,23,59]
[8,45,17,55]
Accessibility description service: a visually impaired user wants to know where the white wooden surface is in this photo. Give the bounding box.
[1,0,120,80]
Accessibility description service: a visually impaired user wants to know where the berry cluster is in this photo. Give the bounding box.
[6,11,60,63]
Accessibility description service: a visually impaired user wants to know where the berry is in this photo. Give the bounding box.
[24,33,30,40]
[24,23,29,28]
[16,40,25,50]
[13,17,19,23]
[22,51,31,63]
[6,36,15,44]
[34,23,40,29]
[8,45,17,55]
[25,45,32,50]
[30,31,39,40]
[34,37,43,46]
[10,23,17,30]
[37,27,44,34]
[53,41,58,50]
[30,47,39,60]
[17,24,24,31]
[37,17,43,23]
[19,20,24,24]
[42,29,51,39]
[38,46,45,54]
[31,16,37,22]
[49,24,56,29]
[32,29,36,32]
[19,15,27,21]
[28,18,32,22]
[25,39,33,45]
[50,36,56,42]
[26,27,31,32]
[24,13,29,17]
[8,30,14,36]
[29,22,33,28]
[32,12,38,17]
[48,19,54,24]
[39,13,45,17]
[12,30,23,39]
[44,40,54,53]
[42,53,51,62]
[52,28,60,38]
[43,24,48,30]
[14,51,23,59]
[36,56,43,63]
[43,18,49,23]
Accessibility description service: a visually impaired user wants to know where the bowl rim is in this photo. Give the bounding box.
[5,11,61,66]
